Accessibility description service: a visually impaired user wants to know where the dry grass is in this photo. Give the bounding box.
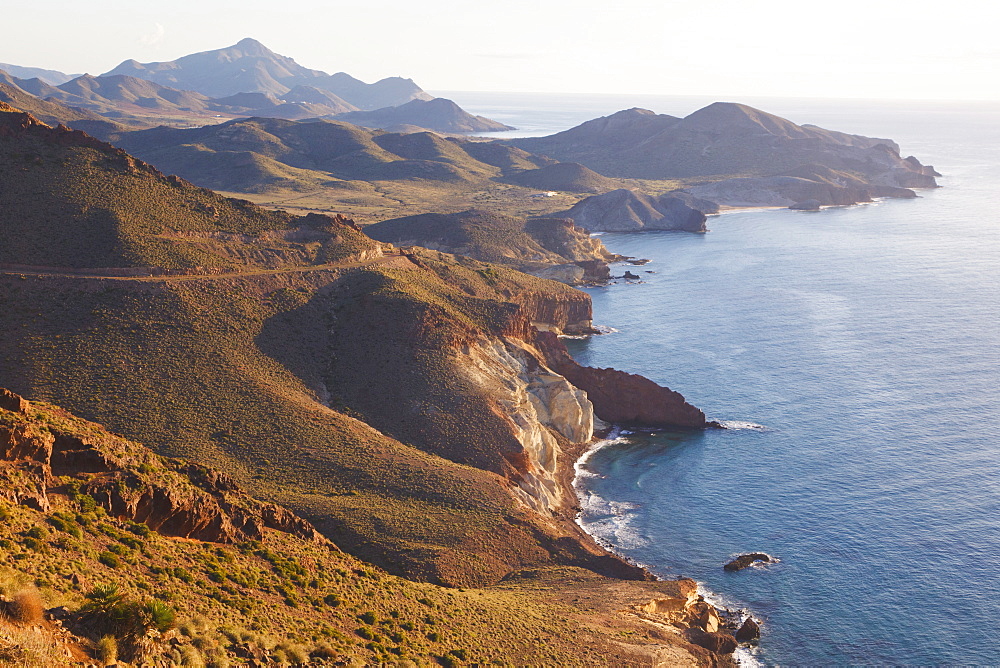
[9,589,44,625]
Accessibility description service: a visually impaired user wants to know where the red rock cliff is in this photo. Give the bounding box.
[536,332,709,428]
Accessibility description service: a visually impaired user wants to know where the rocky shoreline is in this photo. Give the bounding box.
[564,424,761,661]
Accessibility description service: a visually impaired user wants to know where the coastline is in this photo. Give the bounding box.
[566,424,762,665]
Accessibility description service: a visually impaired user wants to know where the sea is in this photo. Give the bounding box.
[434,91,1000,665]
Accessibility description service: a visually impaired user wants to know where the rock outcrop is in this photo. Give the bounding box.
[536,332,709,428]
[735,617,761,643]
[0,389,330,545]
[683,628,738,654]
[557,189,718,233]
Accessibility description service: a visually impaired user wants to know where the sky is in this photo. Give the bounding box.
[3,0,999,101]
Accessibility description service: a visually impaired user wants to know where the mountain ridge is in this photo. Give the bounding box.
[102,38,433,110]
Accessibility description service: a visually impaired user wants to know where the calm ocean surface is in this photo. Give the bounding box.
[436,91,1000,665]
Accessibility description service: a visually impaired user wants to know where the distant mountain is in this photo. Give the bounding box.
[0,62,77,85]
[0,78,101,125]
[102,38,432,110]
[280,85,357,112]
[336,97,512,133]
[510,103,939,188]
[109,117,551,192]
[0,74,125,137]
[45,74,212,114]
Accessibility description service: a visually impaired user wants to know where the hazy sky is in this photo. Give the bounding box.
[4,0,999,101]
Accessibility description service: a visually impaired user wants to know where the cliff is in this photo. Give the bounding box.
[537,333,710,428]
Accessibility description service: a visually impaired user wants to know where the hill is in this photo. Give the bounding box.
[47,74,213,115]
[504,161,621,193]
[336,97,513,133]
[365,210,620,283]
[108,117,550,193]
[0,108,387,269]
[102,38,432,110]
[510,103,939,206]
[556,189,719,232]
[0,106,714,590]
[0,389,737,665]
[0,79,112,130]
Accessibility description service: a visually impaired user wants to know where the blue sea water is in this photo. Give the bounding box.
[436,92,1000,665]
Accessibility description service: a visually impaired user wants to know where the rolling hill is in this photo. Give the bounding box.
[108,117,551,192]
[0,105,713,588]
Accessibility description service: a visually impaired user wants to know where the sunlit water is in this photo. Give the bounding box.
[437,92,1000,664]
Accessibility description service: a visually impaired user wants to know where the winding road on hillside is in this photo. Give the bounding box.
[0,251,417,282]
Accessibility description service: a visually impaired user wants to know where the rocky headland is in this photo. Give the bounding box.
[364,209,622,285]
[511,102,939,212]
[556,188,719,233]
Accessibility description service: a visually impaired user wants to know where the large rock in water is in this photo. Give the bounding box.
[556,189,718,233]
[735,617,761,643]
[724,553,775,571]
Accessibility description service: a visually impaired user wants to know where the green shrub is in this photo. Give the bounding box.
[127,521,152,537]
[98,551,121,568]
[21,537,44,552]
[24,526,48,540]
[96,635,118,664]
[145,599,176,632]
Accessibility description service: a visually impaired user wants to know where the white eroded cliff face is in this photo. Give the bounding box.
[459,338,593,514]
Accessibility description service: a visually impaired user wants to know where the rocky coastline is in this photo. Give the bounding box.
[526,331,760,660]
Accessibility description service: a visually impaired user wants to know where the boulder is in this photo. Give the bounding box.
[735,617,760,643]
[790,199,822,210]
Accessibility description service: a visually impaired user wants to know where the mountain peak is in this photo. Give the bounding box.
[233,37,272,55]
[679,102,808,138]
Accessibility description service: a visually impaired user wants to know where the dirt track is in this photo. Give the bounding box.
[0,252,416,283]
